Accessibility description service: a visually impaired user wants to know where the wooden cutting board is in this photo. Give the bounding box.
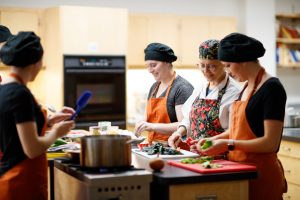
[167,160,256,174]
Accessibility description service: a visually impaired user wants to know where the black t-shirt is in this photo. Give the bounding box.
[147,75,194,122]
[0,83,45,176]
[246,78,287,137]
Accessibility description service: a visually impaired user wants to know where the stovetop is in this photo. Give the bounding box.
[55,159,152,182]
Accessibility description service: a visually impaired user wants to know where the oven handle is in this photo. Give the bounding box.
[65,68,125,74]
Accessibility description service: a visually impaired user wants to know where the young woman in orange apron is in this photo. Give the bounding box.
[198,33,287,200]
[0,32,75,200]
[134,42,194,144]
[228,68,287,200]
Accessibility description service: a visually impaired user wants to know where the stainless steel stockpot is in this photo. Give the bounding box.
[80,135,131,168]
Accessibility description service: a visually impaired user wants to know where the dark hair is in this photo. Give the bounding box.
[0,31,43,67]
[144,42,177,63]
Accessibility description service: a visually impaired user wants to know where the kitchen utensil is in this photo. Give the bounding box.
[80,135,131,168]
[126,137,146,145]
[132,148,199,159]
[70,90,92,120]
[167,160,256,174]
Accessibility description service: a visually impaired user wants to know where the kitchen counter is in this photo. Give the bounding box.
[282,128,300,143]
[54,152,257,200]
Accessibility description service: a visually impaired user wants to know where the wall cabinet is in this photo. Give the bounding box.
[278,140,300,200]
[42,6,128,109]
[276,14,300,68]
[0,7,44,36]
[128,14,236,68]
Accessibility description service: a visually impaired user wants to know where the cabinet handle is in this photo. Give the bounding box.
[196,194,217,200]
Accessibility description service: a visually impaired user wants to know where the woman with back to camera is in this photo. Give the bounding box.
[168,39,241,151]
[134,42,194,145]
[0,31,75,200]
[197,33,287,200]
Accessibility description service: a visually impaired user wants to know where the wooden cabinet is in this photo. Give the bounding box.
[58,6,128,55]
[169,180,248,200]
[278,140,300,200]
[42,6,128,109]
[276,14,300,68]
[128,14,236,68]
[128,14,180,67]
[0,7,44,36]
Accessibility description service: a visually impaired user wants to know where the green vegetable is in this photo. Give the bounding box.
[201,140,213,150]
[180,156,213,164]
[202,161,212,168]
[51,138,67,147]
[142,143,182,155]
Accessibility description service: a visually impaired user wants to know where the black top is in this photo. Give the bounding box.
[0,83,45,176]
[246,78,286,137]
[147,75,194,122]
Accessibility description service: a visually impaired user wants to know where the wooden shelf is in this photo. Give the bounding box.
[277,63,300,68]
[276,13,300,19]
[277,38,300,44]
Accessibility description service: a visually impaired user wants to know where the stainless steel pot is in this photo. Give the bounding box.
[80,135,131,168]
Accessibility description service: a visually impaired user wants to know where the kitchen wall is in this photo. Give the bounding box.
[2,0,300,116]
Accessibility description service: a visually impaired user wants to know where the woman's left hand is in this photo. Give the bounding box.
[197,139,228,156]
[47,106,75,128]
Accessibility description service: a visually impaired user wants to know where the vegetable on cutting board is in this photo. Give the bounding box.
[201,140,213,150]
[50,138,67,147]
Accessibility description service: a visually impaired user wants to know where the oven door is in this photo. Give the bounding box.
[64,67,126,129]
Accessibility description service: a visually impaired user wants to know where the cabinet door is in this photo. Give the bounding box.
[128,15,149,67]
[209,16,237,40]
[128,14,180,67]
[60,6,128,55]
[179,16,210,67]
[0,10,40,35]
[147,14,180,66]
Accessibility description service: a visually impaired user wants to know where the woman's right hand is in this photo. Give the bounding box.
[168,131,181,148]
[52,120,75,138]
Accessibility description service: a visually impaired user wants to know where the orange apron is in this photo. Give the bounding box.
[0,75,48,200]
[228,68,287,200]
[147,73,176,144]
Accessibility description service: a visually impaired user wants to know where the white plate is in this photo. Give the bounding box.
[132,148,199,160]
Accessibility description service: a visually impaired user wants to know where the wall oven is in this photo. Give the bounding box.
[64,55,126,129]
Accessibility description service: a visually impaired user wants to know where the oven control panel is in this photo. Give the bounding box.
[64,55,125,69]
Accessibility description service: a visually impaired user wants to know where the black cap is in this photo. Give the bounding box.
[0,31,43,67]
[144,42,177,63]
[218,32,265,62]
[0,25,13,43]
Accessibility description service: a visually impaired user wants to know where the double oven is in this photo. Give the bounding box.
[64,55,126,129]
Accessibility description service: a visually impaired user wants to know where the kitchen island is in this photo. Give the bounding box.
[54,152,257,200]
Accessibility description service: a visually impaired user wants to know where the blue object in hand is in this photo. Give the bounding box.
[70,90,92,120]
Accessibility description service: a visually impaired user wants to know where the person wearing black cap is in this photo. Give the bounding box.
[0,31,75,200]
[0,25,14,83]
[168,39,241,151]
[197,33,287,200]
[134,42,194,144]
